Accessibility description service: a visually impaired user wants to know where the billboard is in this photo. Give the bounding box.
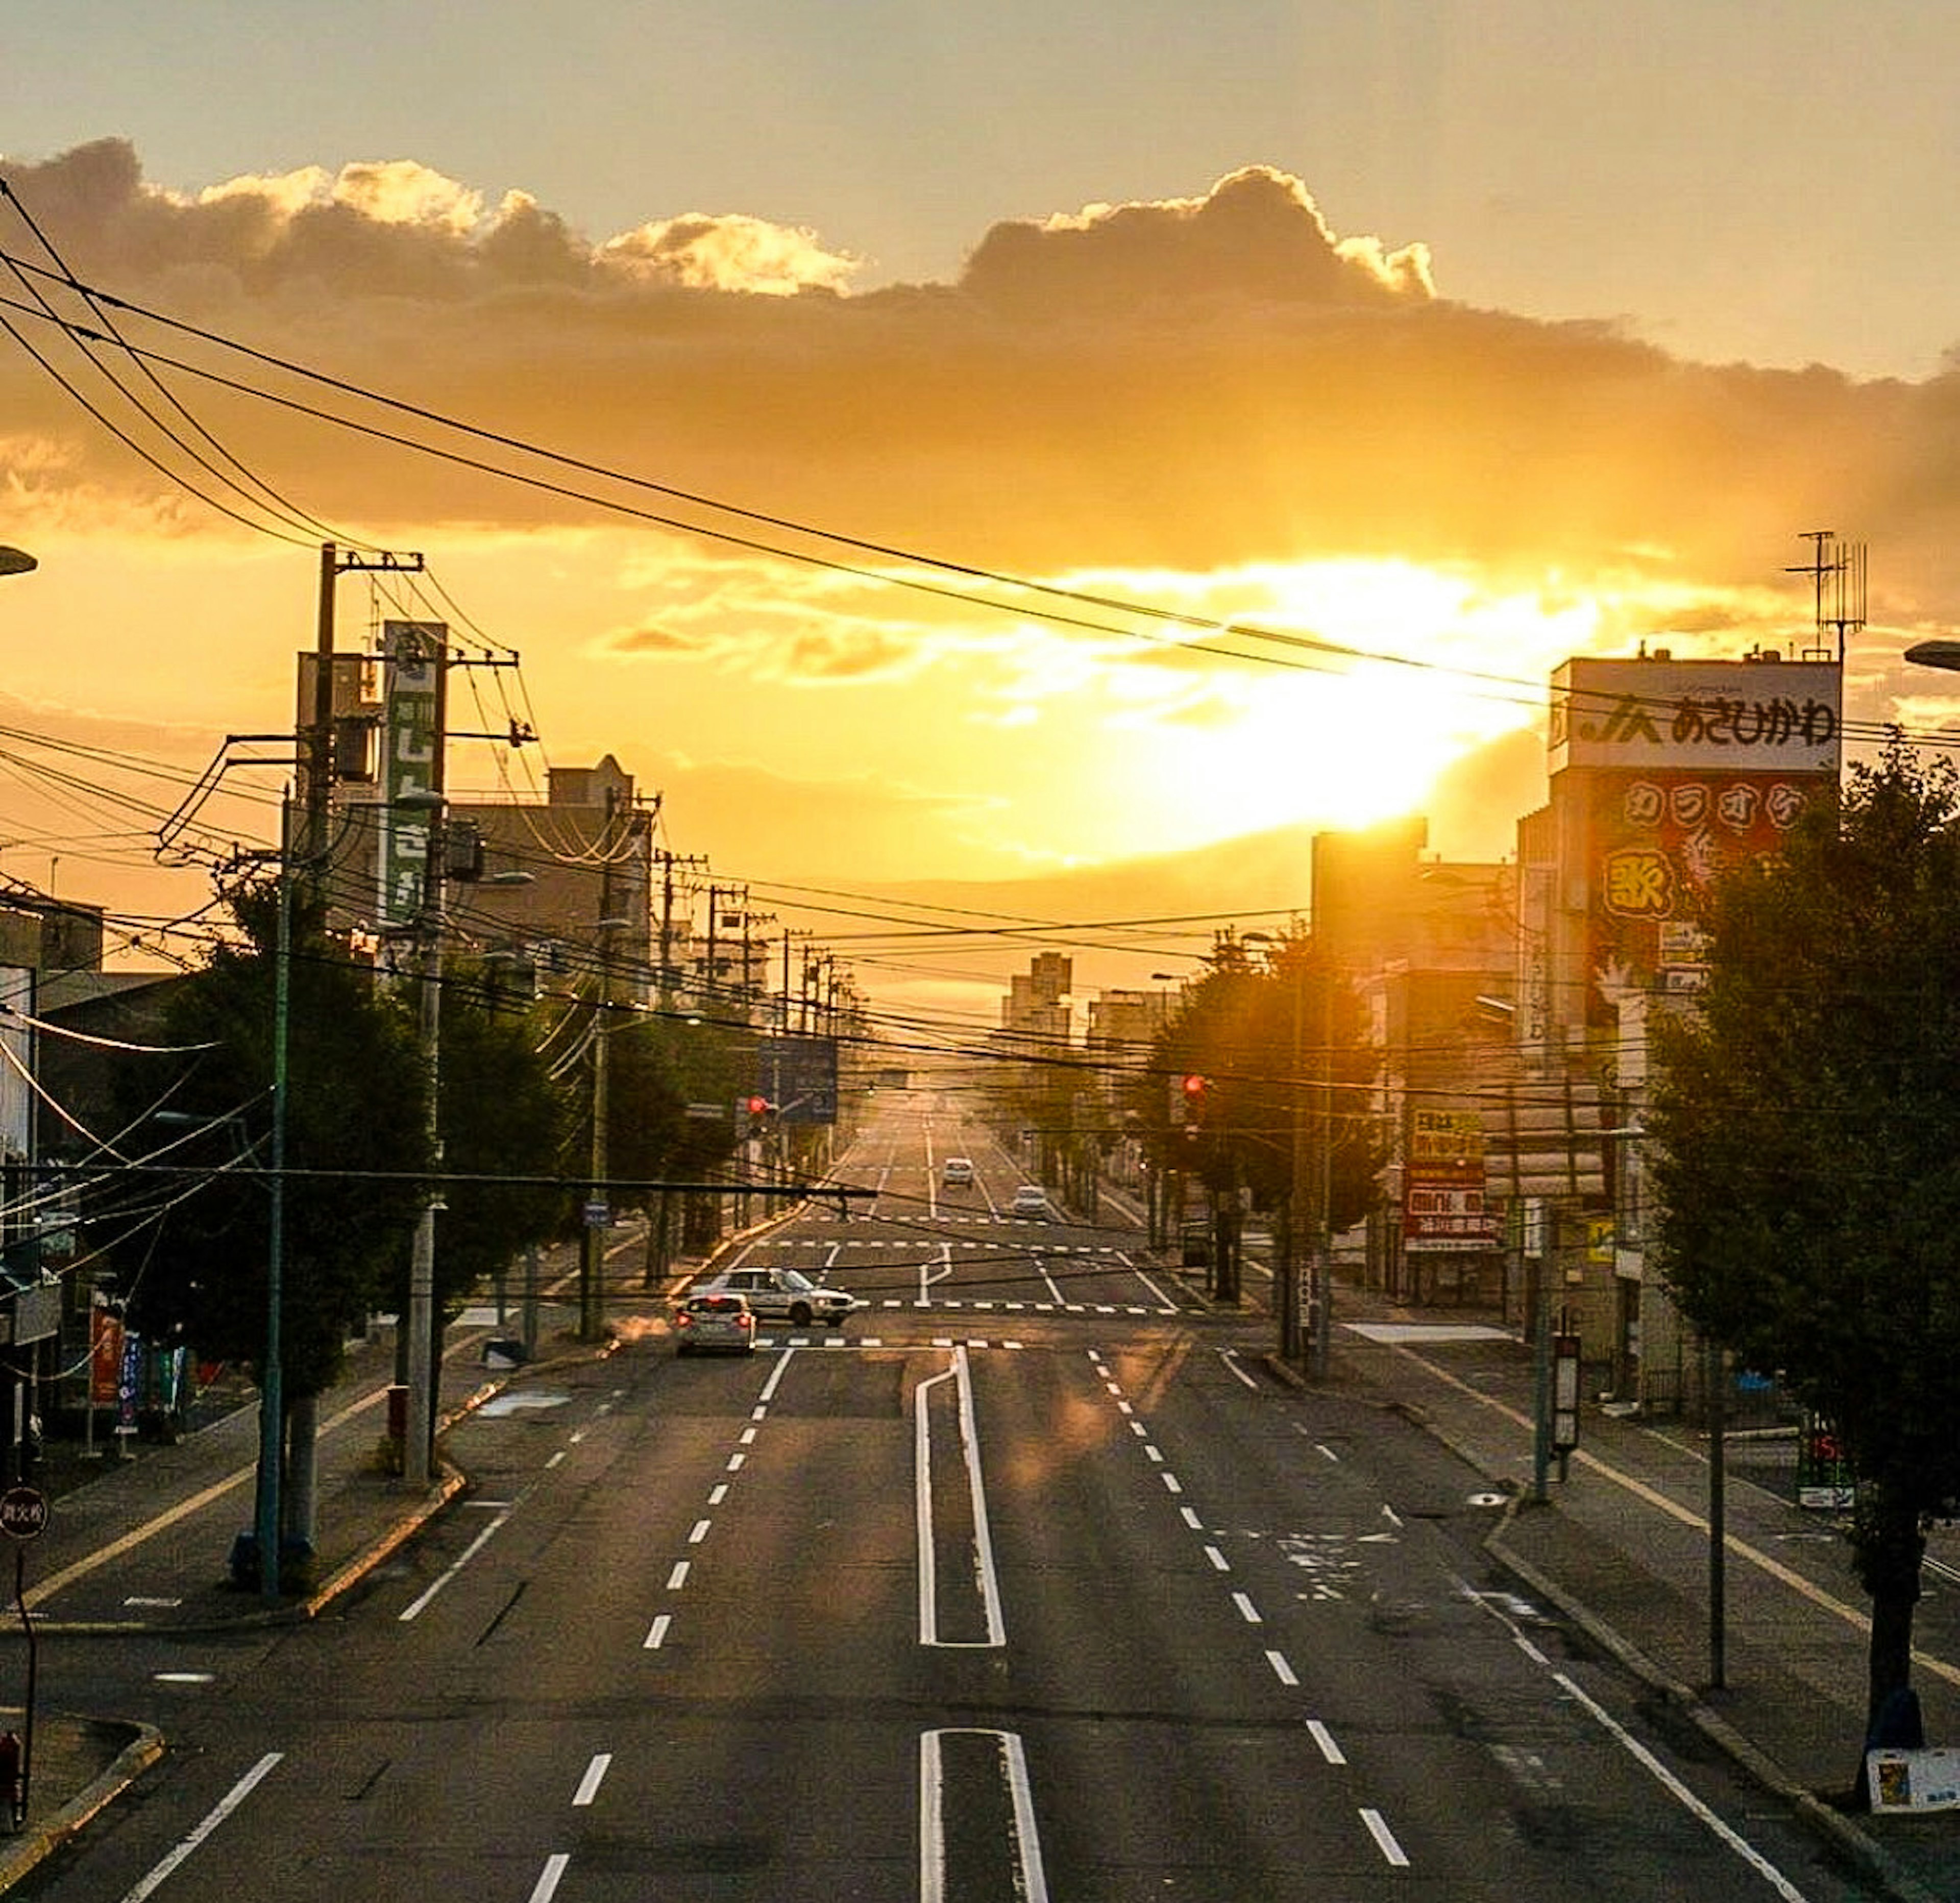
[1549,657,1841,777]
[1588,767,1826,999]
[1549,655,1842,1019]
[1404,1107,1497,1252]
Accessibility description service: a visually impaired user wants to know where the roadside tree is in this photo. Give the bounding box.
[1138,929,1381,1298]
[1648,743,1960,1797]
[106,881,428,1543]
[391,962,575,1368]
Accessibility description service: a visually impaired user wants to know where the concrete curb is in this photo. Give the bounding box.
[0,1720,163,1894]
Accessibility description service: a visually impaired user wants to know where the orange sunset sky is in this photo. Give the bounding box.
[7,6,1960,1019]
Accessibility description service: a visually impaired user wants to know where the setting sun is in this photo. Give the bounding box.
[1072,558,1603,856]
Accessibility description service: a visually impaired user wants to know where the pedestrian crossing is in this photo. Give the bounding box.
[756,1233,1139,1256]
[750,1297,1178,1344]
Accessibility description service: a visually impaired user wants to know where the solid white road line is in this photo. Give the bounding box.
[915,1346,1007,1647]
[919,1729,1050,1903]
[1551,1669,1815,1901]
[398,1511,509,1622]
[118,1752,283,1902]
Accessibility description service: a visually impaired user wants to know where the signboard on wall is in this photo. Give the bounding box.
[1549,657,1841,777]
[1588,767,1828,1004]
[1404,1107,1497,1251]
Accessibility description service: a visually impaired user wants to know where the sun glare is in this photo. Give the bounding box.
[1107,558,1596,849]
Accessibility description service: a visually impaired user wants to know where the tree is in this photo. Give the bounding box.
[1133,928,1382,1299]
[111,882,429,1396]
[1648,743,1960,1797]
[396,962,576,1329]
[598,1011,750,1280]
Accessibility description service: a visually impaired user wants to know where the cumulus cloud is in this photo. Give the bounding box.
[961,165,1435,314]
[4,136,1959,648]
[601,212,857,295]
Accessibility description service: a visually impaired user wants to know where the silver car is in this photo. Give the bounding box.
[672,1291,757,1355]
[695,1265,857,1329]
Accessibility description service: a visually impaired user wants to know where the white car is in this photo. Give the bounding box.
[692,1265,857,1329]
[942,1156,975,1187]
[1010,1184,1049,1218]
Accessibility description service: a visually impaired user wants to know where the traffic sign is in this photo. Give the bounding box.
[0,1487,47,1541]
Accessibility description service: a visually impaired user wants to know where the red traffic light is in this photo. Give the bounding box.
[745,1096,770,1116]
[1181,1074,1208,1098]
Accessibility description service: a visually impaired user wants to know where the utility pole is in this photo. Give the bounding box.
[404,792,444,1487]
[655,851,706,1006]
[1313,961,1334,1380]
[301,542,424,880]
[582,786,622,1341]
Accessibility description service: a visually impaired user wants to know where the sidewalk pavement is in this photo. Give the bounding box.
[3,1197,1955,1901]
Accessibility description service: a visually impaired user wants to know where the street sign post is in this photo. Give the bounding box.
[0,1486,44,1827]
[0,1489,46,1542]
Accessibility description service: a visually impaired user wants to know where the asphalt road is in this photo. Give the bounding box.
[11,1092,1889,1899]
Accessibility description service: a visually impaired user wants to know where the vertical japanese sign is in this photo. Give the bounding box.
[89,1303,123,1407]
[1404,1107,1496,1251]
[377,621,447,931]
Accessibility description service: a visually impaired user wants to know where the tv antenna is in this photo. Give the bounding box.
[1786,530,1865,661]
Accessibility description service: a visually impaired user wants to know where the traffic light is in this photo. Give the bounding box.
[1173,1073,1210,1127]
[745,1095,771,1137]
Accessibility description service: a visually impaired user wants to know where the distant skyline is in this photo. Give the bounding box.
[4,6,1959,1018]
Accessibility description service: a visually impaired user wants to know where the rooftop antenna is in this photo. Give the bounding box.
[1786,530,1865,662]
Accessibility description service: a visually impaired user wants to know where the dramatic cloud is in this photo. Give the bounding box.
[0,144,1923,584]
[4,140,1956,783]
[960,166,1436,315]
[5,138,1950,648]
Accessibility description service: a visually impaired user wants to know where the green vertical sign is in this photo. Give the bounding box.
[378,621,446,930]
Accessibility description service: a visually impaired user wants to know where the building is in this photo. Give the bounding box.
[1516,647,1842,1398]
